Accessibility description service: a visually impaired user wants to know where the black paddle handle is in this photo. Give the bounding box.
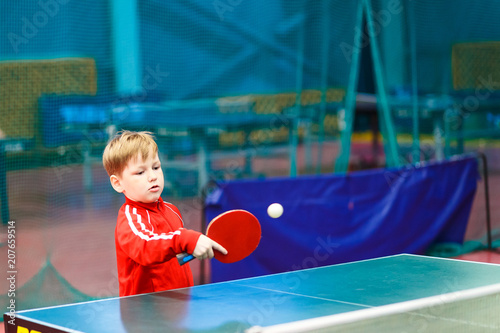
[177,253,195,266]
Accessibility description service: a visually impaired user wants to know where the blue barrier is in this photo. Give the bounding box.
[206,156,478,282]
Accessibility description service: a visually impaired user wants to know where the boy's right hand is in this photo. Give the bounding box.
[192,235,228,260]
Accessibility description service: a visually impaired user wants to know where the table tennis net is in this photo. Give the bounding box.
[248,283,500,333]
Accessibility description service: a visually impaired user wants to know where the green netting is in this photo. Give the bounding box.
[365,0,500,257]
[1,0,498,320]
[0,0,363,316]
[1,259,97,310]
[369,0,500,165]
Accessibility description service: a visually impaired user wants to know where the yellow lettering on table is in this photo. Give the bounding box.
[17,326,42,333]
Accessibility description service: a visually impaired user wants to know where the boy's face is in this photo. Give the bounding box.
[110,151,164,203]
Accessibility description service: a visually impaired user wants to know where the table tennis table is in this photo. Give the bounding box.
[4,254,500,332]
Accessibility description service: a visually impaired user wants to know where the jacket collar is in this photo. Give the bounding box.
[124,196,164,211]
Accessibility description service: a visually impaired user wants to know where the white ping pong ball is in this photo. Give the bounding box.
[267,203,283,218]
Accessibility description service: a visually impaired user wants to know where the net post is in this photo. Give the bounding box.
[477,152,492,251]
[199,180,217,285]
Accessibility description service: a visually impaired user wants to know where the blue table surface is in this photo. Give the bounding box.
[7,254,500,332]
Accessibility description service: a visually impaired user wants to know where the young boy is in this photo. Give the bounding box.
[102,130,226,296]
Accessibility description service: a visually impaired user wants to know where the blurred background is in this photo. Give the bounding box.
[1,0,500,321]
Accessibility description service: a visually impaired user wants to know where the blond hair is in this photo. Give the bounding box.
[102,130,158,177]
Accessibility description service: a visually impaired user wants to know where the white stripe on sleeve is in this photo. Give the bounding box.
[125,205,181,241]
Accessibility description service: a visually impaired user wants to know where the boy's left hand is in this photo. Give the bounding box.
[192,235,228,260]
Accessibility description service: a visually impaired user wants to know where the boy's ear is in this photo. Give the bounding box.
[110,175,124,193]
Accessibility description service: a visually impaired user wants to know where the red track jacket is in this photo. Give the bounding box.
[115,196,201,296]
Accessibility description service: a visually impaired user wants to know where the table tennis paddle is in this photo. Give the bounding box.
[177,209,261,265]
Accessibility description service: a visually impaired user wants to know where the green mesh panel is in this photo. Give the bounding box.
[0,0,361,316]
